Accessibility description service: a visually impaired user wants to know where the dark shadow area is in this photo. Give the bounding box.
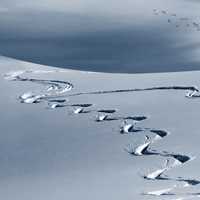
[0,10,200,73]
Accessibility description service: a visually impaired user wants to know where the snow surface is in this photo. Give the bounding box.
[1,56,200,199]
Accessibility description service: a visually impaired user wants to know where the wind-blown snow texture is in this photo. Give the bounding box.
[1,56,200,199]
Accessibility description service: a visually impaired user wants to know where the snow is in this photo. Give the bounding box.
[1,55,200,199]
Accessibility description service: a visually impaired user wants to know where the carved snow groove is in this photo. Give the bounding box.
[66,85,199,98]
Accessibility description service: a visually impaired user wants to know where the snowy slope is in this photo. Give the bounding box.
[1,56,200,199]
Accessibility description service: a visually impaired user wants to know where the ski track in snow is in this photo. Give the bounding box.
[66,86,200,98]
[4,69,200,199]
[4,70,74,104]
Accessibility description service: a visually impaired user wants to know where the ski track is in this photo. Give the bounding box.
[66,85,200,98]
[4,70,74,105]
[4,69,200,199]
[143,186,176,196]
